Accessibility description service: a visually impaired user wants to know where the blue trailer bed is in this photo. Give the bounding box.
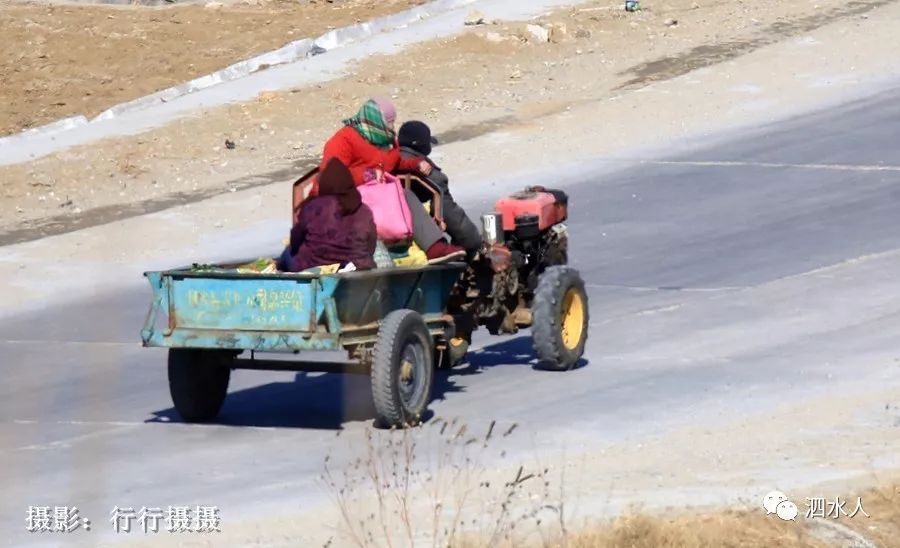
[142,263,464,352]
[141,262,466,427]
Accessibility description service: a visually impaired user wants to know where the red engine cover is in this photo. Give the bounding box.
[494,191,562,231]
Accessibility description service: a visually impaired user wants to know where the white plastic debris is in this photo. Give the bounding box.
[526,24,551,43]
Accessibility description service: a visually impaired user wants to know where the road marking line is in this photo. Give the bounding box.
[630,159,900,172]
[12,419,146,427]
[586,283,743,292]
[0,420,280,454]
[8,418,277,431]
[11,424,139,452]
[0,340,137,346]
[1,421,279,453]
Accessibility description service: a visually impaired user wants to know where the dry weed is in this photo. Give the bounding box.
[322,418,566,548]
[322,427,899,548]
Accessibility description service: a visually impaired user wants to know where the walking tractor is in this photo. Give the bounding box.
[141,174,589,428]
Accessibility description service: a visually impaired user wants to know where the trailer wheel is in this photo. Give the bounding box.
[168,349,232,423]
[532,266,589,371]
[372,310,434,428]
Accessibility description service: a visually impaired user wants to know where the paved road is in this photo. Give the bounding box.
[2,87,900,545]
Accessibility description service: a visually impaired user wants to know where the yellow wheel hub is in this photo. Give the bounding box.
[400,360,414,383]
[560,288,585,350]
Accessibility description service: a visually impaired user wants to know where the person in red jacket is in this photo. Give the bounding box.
[317,97,464,263]
[321,97,428,185]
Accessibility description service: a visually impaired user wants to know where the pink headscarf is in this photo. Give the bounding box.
[371,96,397,125]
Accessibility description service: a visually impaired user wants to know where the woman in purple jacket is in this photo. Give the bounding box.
[281,158,377,272]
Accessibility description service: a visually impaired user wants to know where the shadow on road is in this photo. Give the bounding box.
[148,371,380,430]
[446,335,589,376]
[147,335,586,430]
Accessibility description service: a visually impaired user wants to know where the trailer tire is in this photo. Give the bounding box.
[532,266,589,371]
[372,310,434,428]
[168,349,232,423]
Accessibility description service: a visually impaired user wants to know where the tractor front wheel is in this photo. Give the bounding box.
[532,266,589,371]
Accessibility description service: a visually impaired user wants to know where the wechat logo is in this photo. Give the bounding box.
[763,491,798,521]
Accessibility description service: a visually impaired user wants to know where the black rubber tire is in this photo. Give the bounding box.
[371,310,434,428]
[532,266,589,371]
[168,349,232,423]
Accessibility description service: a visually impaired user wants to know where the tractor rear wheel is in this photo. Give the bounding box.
[372,310,434,428]
[168,349,233,422]
[532,266,589,371]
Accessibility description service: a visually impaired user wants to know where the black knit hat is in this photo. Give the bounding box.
[398,120,438,156]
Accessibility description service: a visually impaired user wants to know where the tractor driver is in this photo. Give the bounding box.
[397,121,484,257]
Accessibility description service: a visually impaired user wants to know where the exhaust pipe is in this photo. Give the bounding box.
[481,213,504,245]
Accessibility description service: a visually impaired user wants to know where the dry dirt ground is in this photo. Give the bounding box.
[488,477,900,547]
[0,0,891,243]
[559,478,899,548]
[0,0,423,135]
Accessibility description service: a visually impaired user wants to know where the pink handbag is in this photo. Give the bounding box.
[358,172,414,243]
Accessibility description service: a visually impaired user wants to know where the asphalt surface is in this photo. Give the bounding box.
[2,87,900,545]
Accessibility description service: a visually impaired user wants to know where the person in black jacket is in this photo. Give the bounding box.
[398,121,483,255]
